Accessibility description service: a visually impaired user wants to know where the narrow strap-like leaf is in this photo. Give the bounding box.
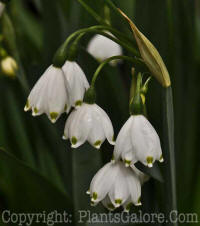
[162,87,178,226]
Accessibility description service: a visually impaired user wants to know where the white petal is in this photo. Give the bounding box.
[45,67,69,122]
[94,105,115,145]
[113,116,134,161]
[29,66,55,116]
[131,115,162,167]
[68,104,92,148]
[63,109,77,140]
[108,162,130,207]
[89,162,118,204]
[121,150,136,167]
[125,167,141,205]
[122,196,133,212]
[101,196,116,211]
[28,70,48,114]
[87,105,106,149]
[62,61,89,106]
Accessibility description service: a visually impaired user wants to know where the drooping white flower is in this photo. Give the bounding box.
[87,33,122,66]
[0,2,5,17]
[87,161,142,212]
[63,103,115,149]
[62,61,89,107]
[24,65,70,123]
[113,115,163,168]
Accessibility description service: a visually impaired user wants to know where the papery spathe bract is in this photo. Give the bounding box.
[62,61,89,107]
[87,161,141,211]
[24,65,70,123]
[63,103,115,149]
[87,33,122,66]
[114,115,163,168]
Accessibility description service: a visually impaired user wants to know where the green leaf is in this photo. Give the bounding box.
[135,162,164,183]
[162,87,177,226]
[0,148,72,213]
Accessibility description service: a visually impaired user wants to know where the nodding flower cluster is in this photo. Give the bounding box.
[24,34,164,212]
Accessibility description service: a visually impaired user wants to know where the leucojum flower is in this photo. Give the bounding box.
[87,161,148,212]
[113,114,163,168]
[113,73,164,168]
[63,88,115,149]
[87,32,122,66]
[23,5,167,214]
[24,60,89,123]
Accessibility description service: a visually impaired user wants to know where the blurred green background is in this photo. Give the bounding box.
[0,0,199,225]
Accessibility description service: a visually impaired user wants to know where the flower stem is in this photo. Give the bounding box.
[64,26,138,54]
[77,0,107,25]
[105,0,124,19]
[91,55,143,87]
[53,26,140,66]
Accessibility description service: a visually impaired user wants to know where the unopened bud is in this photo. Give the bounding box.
[0,56,18,77]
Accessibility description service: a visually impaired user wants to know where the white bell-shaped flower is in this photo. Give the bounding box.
[87,161,142,212]
[62,61,89,107]
[63,103,115,149]
[0,2,5,17]
[24,65,70,123]
[87,33,122,66]
[114,115,163,168]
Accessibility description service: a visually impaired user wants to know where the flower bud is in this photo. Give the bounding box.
[0,56,18,77]
[118,9,171,87]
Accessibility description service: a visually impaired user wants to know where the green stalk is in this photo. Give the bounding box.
[105,0,124,19]
[91,55,143,87]
[60,26,138,54]
[77,0,107,25]
[53,26,139,66]
[162,87,177,226]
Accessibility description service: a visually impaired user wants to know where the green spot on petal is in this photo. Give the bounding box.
[34,107,38,114]
[115,199,122,205]
[71,136,77,145]
[92,192,98,200]
[107,203,115,210]
[50,112,58,121]
[75,100,82,106]
[112,135,115,142]
[25,99,30,110]
[138,196,141,204]
[94,140,101,147]
[64,104,68,111]
[124,159,131,166]
[146,156,153,164]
